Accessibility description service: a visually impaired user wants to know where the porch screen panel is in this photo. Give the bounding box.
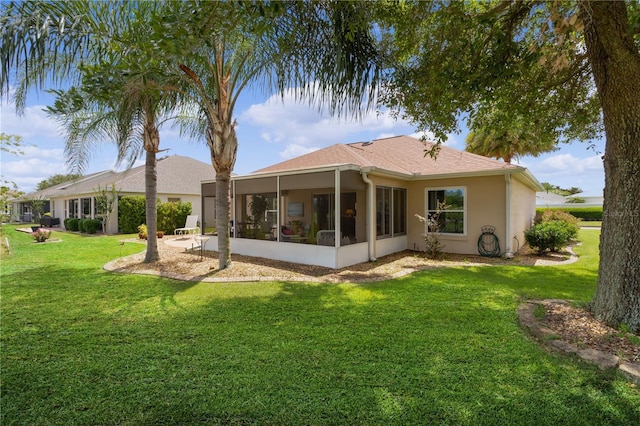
[313,194,335,231]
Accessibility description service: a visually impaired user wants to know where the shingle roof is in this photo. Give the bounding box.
[20,155,215,199]
[255,135,520,177]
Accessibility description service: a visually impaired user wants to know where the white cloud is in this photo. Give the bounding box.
[408,131,460,148]
[1,103,64,142]
[534,153,603,175]
[522,152,604,195]
[1,147,68,192]
[279,143,321,160]
[240,90,415,151]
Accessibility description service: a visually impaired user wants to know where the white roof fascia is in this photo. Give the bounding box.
[203,164,363,183]
[202,164,542,192]
[368,166,542,192]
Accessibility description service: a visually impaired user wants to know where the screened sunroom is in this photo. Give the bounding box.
[200,165,408,269]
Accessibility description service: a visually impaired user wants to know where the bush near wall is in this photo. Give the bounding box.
[118,196,147,234]
[79,219,102,234]
[525,220,578,254]
[157,201,193,235]
[65,218,80,231]
[536,206,602,221]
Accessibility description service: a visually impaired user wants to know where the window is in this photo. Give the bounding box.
[376,187,391,236]
[393,188,406,235]
[81,197,92,218]
[426,187,466,234]
[69,199,79,218]
[376,186,407,238]
[168,197,181,203]
[287,202,304,216]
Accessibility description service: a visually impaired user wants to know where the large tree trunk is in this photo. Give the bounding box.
[580,1,640,331]
[143,124,160,263]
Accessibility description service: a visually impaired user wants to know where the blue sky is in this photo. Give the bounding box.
[1,87,605,195]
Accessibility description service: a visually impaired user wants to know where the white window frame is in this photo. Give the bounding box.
[376,186,407,239]
[425,186,467,236]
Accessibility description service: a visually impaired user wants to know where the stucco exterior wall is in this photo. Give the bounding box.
[51,192,202,235]
[509,176,537,255]
[406,175,509,255]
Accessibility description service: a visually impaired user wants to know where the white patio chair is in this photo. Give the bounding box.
[174,215,200,237]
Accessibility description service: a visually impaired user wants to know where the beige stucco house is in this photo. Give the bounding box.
[12,155,216,234]
[200,135,543,269]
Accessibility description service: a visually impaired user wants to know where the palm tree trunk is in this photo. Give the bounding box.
[208,119,238,270]
[216,171,232,269]
[143,125,160,263]
[580,0,640,331]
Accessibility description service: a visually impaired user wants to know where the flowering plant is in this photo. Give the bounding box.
[32,228,52,242]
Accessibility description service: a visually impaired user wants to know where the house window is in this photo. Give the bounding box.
[81,197,92,218]
[168,197,181,203]
[376,186,406,238]
[376,187,390,237]
[426,187,466,235]
[69,199,79,218]
[393,188,406,235]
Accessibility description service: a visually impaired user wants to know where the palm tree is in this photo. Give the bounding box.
[2,1,182,263]
[160,1,381,269]
[465,124,558,164]
[3,1,383,269]
[47,68,180,262]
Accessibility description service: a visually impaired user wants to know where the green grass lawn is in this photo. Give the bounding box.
[578,220,602,228]
[1,225,638,425]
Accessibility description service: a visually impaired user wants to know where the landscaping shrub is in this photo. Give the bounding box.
[137,224,147,239]
[536,209,579,226]
[32,228,51,242]
[83,219,102,234]
[65,218,80,232]
[536,206,602,221]
[525,220,577,254]
[157,201,192,234]
[118,196,146,234]
[78,219,87,233]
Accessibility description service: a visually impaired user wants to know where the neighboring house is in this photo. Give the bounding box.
[536,191,569,207]
[12,155,216,234]
[536,192,604,208]
[201,135,543,269]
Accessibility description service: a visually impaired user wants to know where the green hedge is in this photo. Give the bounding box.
[118,196,147,234]
[118,197,193,234]
[536,206,602,221]
[157,201,193,235]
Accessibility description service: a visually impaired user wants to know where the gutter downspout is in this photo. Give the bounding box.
[505,173,513,258]
[361,171,377,262]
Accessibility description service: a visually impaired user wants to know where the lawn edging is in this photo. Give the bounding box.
[518,300,640,385]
